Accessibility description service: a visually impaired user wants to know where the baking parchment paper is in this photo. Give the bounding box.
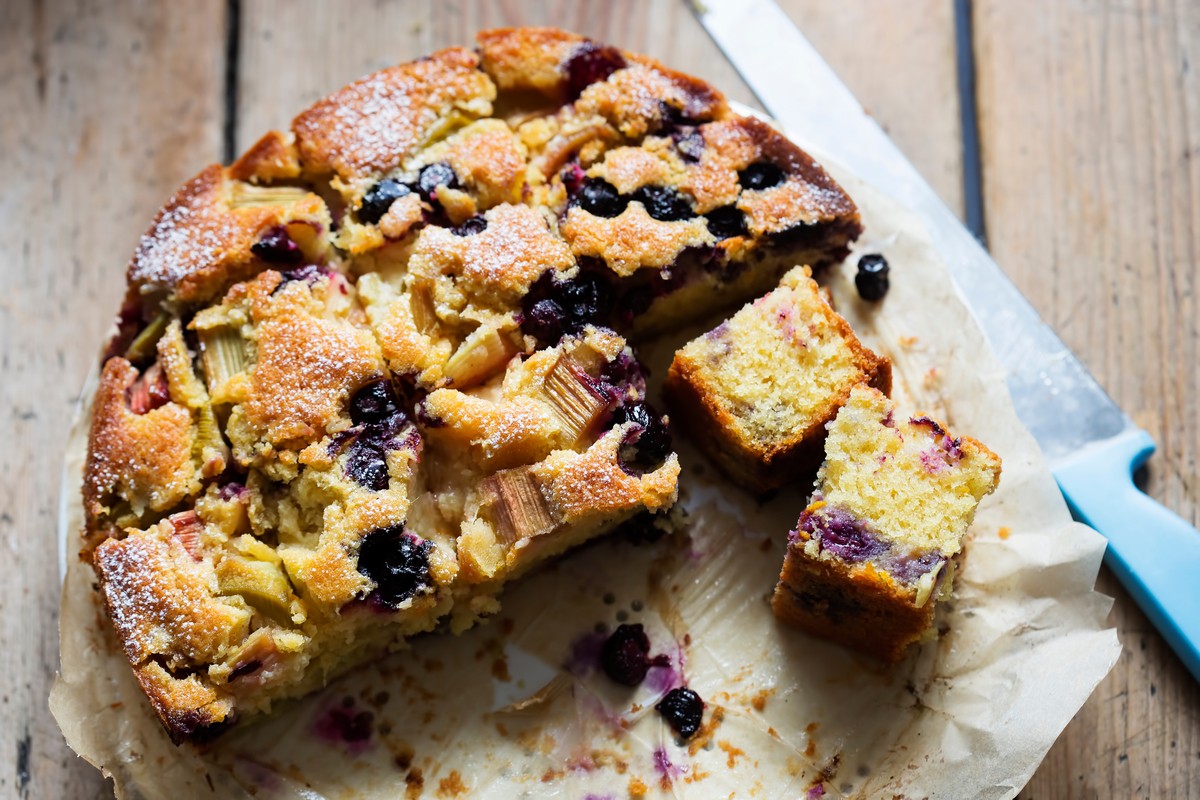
[51,161,1121,800]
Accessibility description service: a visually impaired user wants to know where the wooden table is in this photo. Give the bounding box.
[3,1,1196,796]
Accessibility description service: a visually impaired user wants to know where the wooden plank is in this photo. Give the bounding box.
[236,0,961,211]
[974,1,1200,797]
[0,0,227,796]
[778,0,966,217]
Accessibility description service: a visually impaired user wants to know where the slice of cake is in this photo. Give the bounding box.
[771,386,1001,662]
[664,266,891,494]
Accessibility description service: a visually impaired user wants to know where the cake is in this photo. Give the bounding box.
[664,266,890,494]
[771,386,1001,661]
[81,27,863,742]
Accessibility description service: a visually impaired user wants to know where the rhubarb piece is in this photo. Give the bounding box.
[480,467,558,546]
[442,324,519,387]
[197,326,248,399]
[540,353,613,446]
[772,386,1002,662]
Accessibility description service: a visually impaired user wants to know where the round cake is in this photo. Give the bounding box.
[80,27,862,743]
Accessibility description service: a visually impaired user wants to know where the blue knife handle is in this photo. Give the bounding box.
[1054,428,1200,683]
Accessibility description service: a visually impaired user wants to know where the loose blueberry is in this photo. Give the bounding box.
[632,185,695,222]
[564,41,627,101]
[350,379,401,426]
[359,179,412,225]
[452,216,488,236]
[356,525,434,609]
[417,162,458,201]
[601,623,653,686]
[612,402,672,474]
[855,253,890,301]
[656,687,704,739]
[576,178,626,218]
[251,226,304,265]
[738,162,786,191]
[704,205,748,239]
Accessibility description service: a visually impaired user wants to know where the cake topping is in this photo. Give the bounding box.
[356,526,435,609]
[359,179,413,225]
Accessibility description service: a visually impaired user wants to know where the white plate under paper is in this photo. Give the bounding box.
[52,143,1121,799]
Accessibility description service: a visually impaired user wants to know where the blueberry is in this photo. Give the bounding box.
[704,205,748,239]
[350,379,400,426]
[612,402,672,474]
[564,41,627,101]
[452,216,488,236]
[521,268,615,346]
[559,270,611,320]
[251,226,304,265]
[417,162,458,201]
[345,438,390,491]
[673,131,705,163]
[855,253,890,301]
[524,298,568,345]
[601,623,653,686]
[576,178,626,218]
[359,179,412,225]
[560,161,587,195]
[632,186,694,222]
[656,687,704,739]
[355,525,434,609]
[738,162,786,191]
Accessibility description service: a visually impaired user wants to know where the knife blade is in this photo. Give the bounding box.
[693,0,1200,682]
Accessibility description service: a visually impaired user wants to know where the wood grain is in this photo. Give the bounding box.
[0,1,228,797]
[4,0,1195,796]
[974,0,1200,797]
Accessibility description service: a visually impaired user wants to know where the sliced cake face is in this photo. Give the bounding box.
[772,386,1001,662]
[83,28,861,742]
[664,266,891,494]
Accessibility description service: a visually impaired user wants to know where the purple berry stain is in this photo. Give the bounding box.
[314,697,374,754]
[656,687,705,739]
[798,505,888,562]
[600,623,671,687]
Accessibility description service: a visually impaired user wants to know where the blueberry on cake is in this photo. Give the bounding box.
[771,386,1001,662]
[664,266,890,494]
[82,27,862,742]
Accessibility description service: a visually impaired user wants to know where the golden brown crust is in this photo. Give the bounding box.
[229,130,303,184]
[291,47,495,188]
[126,164,330,304]
[83,358,199,544]
[772,548,934,663]
[240,275,383,453]
[476,27,585,96]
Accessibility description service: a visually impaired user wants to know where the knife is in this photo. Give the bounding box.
[693,0,1200,682]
